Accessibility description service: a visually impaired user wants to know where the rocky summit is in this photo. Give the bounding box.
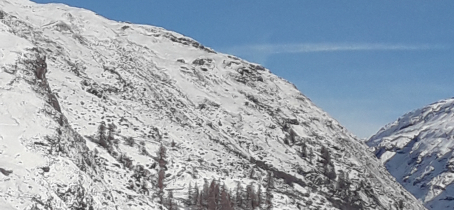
[0,0,425,209]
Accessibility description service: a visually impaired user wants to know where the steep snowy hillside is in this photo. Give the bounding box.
[0,0,425,209]
[368,98,454,210]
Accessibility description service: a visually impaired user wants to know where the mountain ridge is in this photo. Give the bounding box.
[1,0,425,209]
[367,98,454,210]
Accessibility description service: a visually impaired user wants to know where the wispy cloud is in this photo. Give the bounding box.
[222,42,446,65]
[226,43,445,55]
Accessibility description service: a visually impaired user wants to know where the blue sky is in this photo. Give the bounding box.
[32,0,454,138]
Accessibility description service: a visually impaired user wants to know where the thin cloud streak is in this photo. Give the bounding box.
[227,43,446,55]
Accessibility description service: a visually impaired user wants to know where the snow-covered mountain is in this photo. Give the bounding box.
[0,0,425,209]
[367,98,454,210]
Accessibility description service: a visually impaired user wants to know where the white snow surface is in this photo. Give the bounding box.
[0,0,425,209]
[368,98,454,210]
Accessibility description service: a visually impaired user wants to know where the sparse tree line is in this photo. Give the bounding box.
[45,120,401,210]
[186,171,274,210]
[91,122,161,201]
[281,126,337,182]
[92,121,278,209]
[281,128,366,207]
[95,121,156,158]
[93,121,178,209]
[91,121,347,210]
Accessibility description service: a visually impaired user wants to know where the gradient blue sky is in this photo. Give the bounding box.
[32,0,454,138]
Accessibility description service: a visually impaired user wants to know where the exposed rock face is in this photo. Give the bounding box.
[0,0,425,209]
[367,98,454,210]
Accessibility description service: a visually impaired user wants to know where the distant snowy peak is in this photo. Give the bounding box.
[367,98,454,210]
[368,98,454,153]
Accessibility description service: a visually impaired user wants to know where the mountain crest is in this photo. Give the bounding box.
[1,0,425,209]
[368,98,454,210]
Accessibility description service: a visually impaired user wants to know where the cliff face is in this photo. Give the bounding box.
[368,98,454,210]
[0,0,425,209]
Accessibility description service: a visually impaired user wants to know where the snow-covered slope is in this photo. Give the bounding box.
[367,98,454,210]
[0,0,425,209]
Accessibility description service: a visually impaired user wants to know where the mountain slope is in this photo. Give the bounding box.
[367,98,454,210]
[0,0,425,209]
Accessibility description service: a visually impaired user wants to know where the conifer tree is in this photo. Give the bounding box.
[289,129,296,145]
[193,182,200,208]
[321,146,336,180]
[235,182,243,208]
[336,170,350,194]
[107,123,116,144]
[220,185,233,210]
[266,171,274,189]
[155,144,168,209]
[202,179,210,208]
[214,180,221,208]
[157,144,167,168]
[246,183,256,209]
[196,193,203,210]
[187,183,193,206]
[140,141,150,156]
[157,169,165,208]
[308,147,314,164]
[257,184,262,208]
[167,190,174,210]
[320,146,331,166]
[249,168,255,179]
[98,121,108,149]
[265,188,273,210]
[208,179,217,210]
[300,142,308,158]
[265,172,274,210]
[229,189,235,209]
[398,200,404,210]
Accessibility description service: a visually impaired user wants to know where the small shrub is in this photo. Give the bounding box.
[125,137,135,146]
[118,153,133,170]
[141,146,150,156]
